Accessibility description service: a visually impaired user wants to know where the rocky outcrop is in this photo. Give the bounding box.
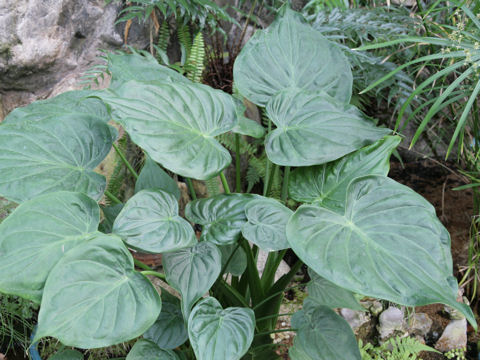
[0,0,123,117]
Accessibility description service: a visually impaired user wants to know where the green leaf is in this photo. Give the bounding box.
[219,243,247,276]
[241,197,293,251]
[100,81,236,180]
[35,234,161,348]
[48,349,84,360]
[0,192,100,302]
[99,203,124,233]
[0,115,117,203]
[290,302,361,360]
[113,189,195,253]
[307,268,364,311]
[107,52,190,89]
[287,175,475,326]
[163,241,222,319]
[144,293,188,349]
[188,297,255,360]
[126,339,179,360]
[289,135,401,212]
[4,90,109,124]
[135,156,180,200]
[185,194,259,245]
[233,8,352,107]
[232,116,265,139]
[265,89,391,166]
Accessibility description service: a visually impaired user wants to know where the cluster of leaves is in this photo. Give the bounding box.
[0,7,476,360]
[359,336,438,360]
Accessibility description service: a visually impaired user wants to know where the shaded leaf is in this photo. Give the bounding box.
[188,297,255,360]
[135,156,180,199]
[99,203,124,233]
[113,190,195,253]
[219,243,247,276]
[48,349,84,360]
[126,339,179,360]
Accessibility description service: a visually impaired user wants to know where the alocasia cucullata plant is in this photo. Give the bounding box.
[0,7,475,360]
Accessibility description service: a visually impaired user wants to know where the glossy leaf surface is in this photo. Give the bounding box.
[101,81,236,180]
[265,89,391,166]
[185,193,258,245]
[0,116,117,203]
[4,90,109,124]
[0,192,99,302]
[126,339,179,360]
[234,9,352,106]
[163,241,221,319]
[290,302,361,360]
[307,268,363,311]
[113,190,195,253]
[135,156,180,199]
[242,197,293,251]
[144,292,188,349]
[287,176,475,325]
[289,136,400,212]
[35,234,161,348]
[188,297,255,360]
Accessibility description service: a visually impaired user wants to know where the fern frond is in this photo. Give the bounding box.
[205,177,221,196]
[186,32,205,83]
[78,52,109,89]
[106,137,128,205]
[155,21,170,64]
[178,23,192,59]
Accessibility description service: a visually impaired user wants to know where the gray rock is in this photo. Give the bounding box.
[0,0,123,115]
[434,318,467,352]
[256,249,290,283]
[340,308,371,335]
[408,313,433,337]
[378,307,406,341]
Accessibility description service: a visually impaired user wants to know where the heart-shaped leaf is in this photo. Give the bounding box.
[48,349,84,360]
[290,302,361,360]
[0,115,117,203]
[307,268,364,311]
[4,90,109,124]
[219,243,247,276]
[234,9,352,107]
[113,190,195,253]
[163,241,222,319]
[126,339,179,360]
[0,192,99,302]
[289,135,401,212]
[287,175,475,325]
[144,293,188,349]
[188,297,255,360]
[100,81,236,180]
[34,234,161,348]
[242,197,293,251]
[135,156,180,199]
[107,52,190,89]
[265,89,391,166]
[185,194,258,245]
[232,98,265,139]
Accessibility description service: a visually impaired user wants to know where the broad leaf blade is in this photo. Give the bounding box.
[48,349,84,360]
[163,241,222,319]
[219,243,247,276]
[144,294,188,349]
[4,90,109,124]
[290,302,361,360]
[307,268,363,311]
[242,197,293,251]
[185,194,259,245]
[126,339,179,360]
[99,203,124,233]
[289,135,401,211]
[35,234,161,348]
[232,116,265,139]
[0,116,117,203]
[100,81,236,180]
[188,297,255,360]
[113,190,195,253]
[287,175,475,325]
[135,156,180,199]
[233,8,352,106]
[0,192,99,302]
[265,89,391,166]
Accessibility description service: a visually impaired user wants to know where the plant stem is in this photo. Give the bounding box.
[220,172,231,194]
[254,328,295,337]
[264,164,277,197]
[104,190,122,205]
[263,117,273,196]
[255,313,294,322]
[186,178,197,200]
[235,134,241,193]
[141,270,166,280]
[281,166,290,202]
[113,143,138,180]
[240,239,264,306]
[134,258,152,271]
[219,242,241,276]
